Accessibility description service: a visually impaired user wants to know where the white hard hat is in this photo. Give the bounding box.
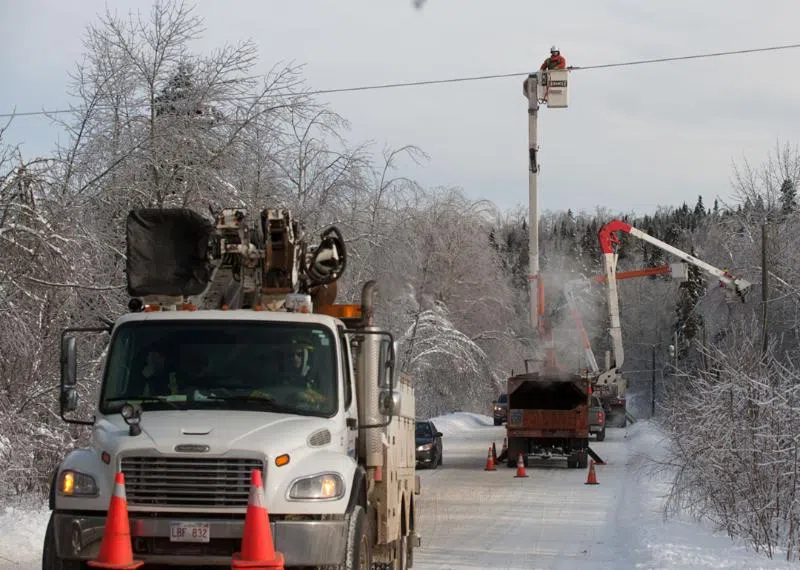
[550,45,559,53]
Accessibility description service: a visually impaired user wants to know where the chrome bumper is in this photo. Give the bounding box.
[54,512,347,567]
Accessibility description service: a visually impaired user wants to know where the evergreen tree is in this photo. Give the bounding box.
[780,178,797,215]
[694,195,706,218]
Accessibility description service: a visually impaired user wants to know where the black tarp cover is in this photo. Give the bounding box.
[126,208,212,297]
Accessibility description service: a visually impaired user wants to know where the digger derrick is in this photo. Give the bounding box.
[49,205,419,569]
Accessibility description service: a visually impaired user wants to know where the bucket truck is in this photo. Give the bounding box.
[43,207,419,569]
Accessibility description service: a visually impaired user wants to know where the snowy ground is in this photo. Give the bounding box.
[1,414,796,569]
[414,413,796,570]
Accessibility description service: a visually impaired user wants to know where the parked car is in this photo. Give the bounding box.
[493,392,508,425]
[415,419,443,468]
[589,395,606,441]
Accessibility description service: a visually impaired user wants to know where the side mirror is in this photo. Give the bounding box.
[378,389,402,417]
[378,389,394,416]
[61,336,77,387]
[435,431,443,438]
[60,387,78,413]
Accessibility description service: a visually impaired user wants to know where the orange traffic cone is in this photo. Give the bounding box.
[484,446,496,471]
[87,472,143,569]
[232,469,284,569]
[514,452,529,478]
[585,460,599,485]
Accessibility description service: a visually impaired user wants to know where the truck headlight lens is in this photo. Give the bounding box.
[289,473,345,501]
[59,470,98,496]
[417,443,433,451]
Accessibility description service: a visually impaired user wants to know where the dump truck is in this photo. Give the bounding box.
[505,361,590,469]
[42,207,420,569]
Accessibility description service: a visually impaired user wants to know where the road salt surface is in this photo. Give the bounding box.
[1,413,796,569]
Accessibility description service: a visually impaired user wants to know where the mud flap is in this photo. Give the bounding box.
[587,447,605,465]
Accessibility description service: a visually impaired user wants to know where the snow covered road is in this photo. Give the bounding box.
[1,413,797,569]
[412,413,795,570]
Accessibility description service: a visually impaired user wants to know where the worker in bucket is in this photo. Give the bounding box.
[540,45,566,70]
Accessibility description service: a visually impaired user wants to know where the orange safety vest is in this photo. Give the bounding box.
[540,54,566,70]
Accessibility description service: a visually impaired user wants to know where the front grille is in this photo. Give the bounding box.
[121,456,264,508]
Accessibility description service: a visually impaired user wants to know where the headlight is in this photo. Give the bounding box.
[288,473,345,501]
[417,443,433,451]
[494,406,502,412]
[58,470,99,497]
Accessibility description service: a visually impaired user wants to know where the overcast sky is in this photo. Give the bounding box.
[3,0,800,215]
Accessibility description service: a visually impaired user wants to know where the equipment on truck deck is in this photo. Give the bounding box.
[126,206,347,312]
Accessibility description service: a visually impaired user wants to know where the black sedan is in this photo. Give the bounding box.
[415,419,443,468]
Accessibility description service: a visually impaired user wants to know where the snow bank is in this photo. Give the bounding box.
[427,412,494,436]
[0,503,49,569]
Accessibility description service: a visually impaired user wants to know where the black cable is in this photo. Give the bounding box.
[3,42,800,119]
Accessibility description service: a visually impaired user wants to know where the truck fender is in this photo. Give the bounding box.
[48,468,58,510]
[53,449,112,511]
[345,465,367,513]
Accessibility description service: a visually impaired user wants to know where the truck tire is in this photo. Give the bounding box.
[578,450,588,469]
[344,505,371,570]
[394,535,409,570]
[596,428,606,442]
[42,512,87,570]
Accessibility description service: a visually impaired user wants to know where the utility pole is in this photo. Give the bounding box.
[651,344,656,418]
[761,223,769,356]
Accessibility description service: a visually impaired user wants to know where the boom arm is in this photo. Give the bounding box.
[596,219,753,373]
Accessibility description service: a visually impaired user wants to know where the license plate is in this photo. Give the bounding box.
[169,522,210,543]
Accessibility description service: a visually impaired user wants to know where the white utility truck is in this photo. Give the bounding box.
[42,207,420,569]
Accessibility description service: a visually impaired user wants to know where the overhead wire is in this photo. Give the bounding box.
[2,42,800,119]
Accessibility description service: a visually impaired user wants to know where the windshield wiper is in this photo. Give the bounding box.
[105,396,181,409]
[200,394,292,412]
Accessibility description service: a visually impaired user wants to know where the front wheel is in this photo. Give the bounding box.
[596,428,606,442]
[42,513,87,570]
[344,505,371,570]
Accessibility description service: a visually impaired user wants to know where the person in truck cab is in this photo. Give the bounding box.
[139,349,179,396]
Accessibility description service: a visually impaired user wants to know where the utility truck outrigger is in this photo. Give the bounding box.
[43,207,420,569]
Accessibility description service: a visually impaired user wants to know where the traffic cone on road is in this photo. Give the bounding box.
[514,452,529,478]
[232,469,284,569]
[585,460,599,485]
[87,472,143,569]
[484,446,496,471]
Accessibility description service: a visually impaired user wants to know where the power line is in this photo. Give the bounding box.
[3,41,800,120]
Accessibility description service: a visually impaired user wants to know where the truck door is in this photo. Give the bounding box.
[340,328,359,459]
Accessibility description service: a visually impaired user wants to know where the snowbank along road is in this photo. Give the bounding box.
[0,413,795,569]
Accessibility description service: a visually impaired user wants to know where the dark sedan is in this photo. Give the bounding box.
[415,419,443,468]
[493,393,508,425]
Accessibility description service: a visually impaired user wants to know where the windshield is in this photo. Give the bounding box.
[416,422,432,437]
[100,320,338,417]
[497,393,508,404]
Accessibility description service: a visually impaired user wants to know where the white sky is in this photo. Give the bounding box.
[2,0,800,215]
